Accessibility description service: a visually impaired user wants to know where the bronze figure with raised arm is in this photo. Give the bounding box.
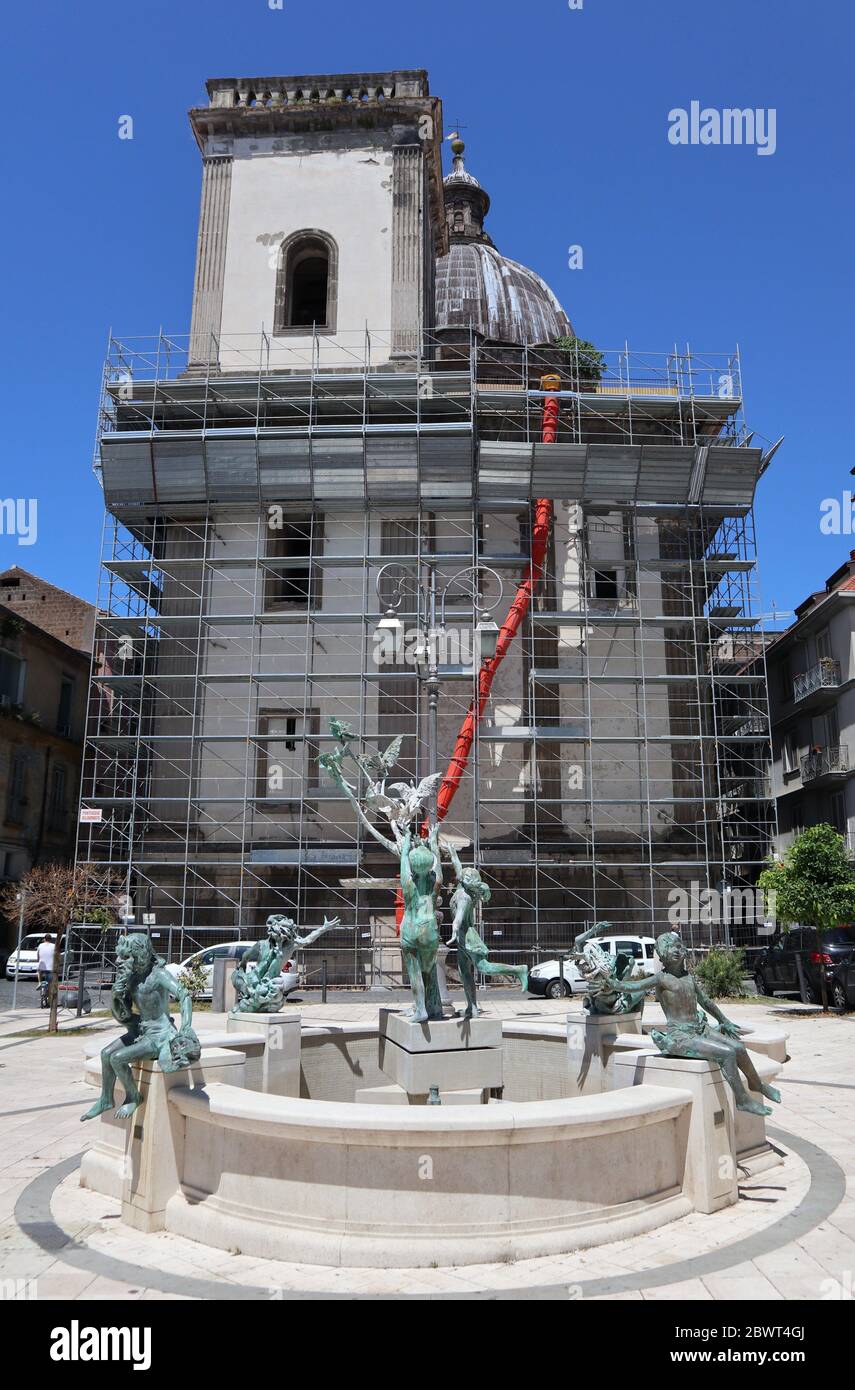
[445,841,528,1017]
[399,824,444,1022]
[230,911,345,1015]
[319,721,445,1022]
[617,931,781,1116]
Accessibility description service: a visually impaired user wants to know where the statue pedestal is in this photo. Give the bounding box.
[354,1083,487,1106]
[378,1009,502,1099]
[212,956,238,1013]
[567,1010,643,1095]
[607,1048,782,1213]
[226,1011,301,1096]
[79,1046,247,1235]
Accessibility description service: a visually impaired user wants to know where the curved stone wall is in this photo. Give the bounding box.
[164,1078,693,1267]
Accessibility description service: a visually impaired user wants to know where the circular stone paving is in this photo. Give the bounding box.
[15,1125,842,1299]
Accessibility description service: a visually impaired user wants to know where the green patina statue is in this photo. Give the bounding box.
[319,719,444,1023]
[445,842,528,1017]
[572,921,643,1015]
[230,912,343,1015]
[398,825,444,1022]
[81,932,201,1122]
[616,930,781,1117]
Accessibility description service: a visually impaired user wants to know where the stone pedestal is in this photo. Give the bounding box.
[212,956,237,1013]
[109,1047,247,1234]
[567,1010,643,1095]
[354,1083,487,1106]
[609,1050,740,1213]
[226,1012,301,1096]
[378,1009,502,1099]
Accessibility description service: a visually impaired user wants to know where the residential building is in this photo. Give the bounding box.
[0,568,94,946]
[766,549,855,854]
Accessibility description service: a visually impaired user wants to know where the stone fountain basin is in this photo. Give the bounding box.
[164,1076,693,1267]
[79,1016,785,1269]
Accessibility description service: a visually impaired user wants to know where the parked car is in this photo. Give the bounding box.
[827,951,855,1011]
[165,942,301,1000]
[5,933,61,980]
[753,925,855,1004]
[528,935,661,999]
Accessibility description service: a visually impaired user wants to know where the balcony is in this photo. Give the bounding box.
[793,658,841,705]
[800,744,850,783]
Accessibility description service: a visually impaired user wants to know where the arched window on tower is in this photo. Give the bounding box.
[274,230,338,334]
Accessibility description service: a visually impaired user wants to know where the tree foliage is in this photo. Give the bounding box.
[554,336,605,386]
[0,863,119,1032]
[178,959,210,1001]
[757,824,855,932]
[758,824,855,1010]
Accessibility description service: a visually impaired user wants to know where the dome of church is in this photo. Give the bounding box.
[435,139,572,345]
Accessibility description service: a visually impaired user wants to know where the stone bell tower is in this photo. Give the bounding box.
[187,71,447,367]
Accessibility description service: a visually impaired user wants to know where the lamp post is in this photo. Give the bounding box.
[373,561,503,802]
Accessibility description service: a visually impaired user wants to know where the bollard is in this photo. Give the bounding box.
[76,966,87,1018]
[321,957,328,1004]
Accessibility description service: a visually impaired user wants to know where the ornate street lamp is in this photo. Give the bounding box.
[373,561,504,802]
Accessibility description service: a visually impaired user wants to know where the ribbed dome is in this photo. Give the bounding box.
[435,140,572,345]
[435,241,572,345]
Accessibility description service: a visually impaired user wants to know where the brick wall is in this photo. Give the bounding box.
[0,567,95,653]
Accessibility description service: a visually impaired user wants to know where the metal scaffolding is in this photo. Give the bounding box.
[76,331,776,979]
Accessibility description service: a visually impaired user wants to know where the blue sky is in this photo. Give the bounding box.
[2,0,852,621]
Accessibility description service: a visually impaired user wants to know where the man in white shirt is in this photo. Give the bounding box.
[36,936,55,985]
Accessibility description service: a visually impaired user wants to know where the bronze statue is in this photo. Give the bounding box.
[617,931,781,1116]
[445,841,527,1017]
[572,921,643,1015]
[230,912,343,1015]
[82,932,201,1122]
[398,826,444,1022]
[319,720,445,1023]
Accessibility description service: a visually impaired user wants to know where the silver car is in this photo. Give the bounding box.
[165,942,301,1000]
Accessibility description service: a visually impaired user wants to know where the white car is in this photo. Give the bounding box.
[528,935,661,999]
[5,933,59,980]
[165,942,301,1000]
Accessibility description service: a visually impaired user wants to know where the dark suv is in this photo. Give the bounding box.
[754,925,855,1007]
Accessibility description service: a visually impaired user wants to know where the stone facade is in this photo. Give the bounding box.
[187,70,446,369]
[0,577,93,944]
[765,548,855,853]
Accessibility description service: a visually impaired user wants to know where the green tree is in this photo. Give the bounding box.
[554,336,605,389]
[0,863,118,1033]
[757,824,855,1010]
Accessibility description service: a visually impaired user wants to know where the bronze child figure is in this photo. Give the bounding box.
[617,930,781,1117]
[445,841,528,1017]
[81,932,201,1122]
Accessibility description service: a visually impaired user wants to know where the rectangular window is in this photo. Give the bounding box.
[782,729,799,775]
[47,765,68,833]
[830,790,847,836]
[264,514,322,611]
[592,568,619,601]
[256,709,319,804]
[778,656,792,702]
[6,751,28,823]
[57,678,74,736]
[0,651,24,707]
[379,516,421,613]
